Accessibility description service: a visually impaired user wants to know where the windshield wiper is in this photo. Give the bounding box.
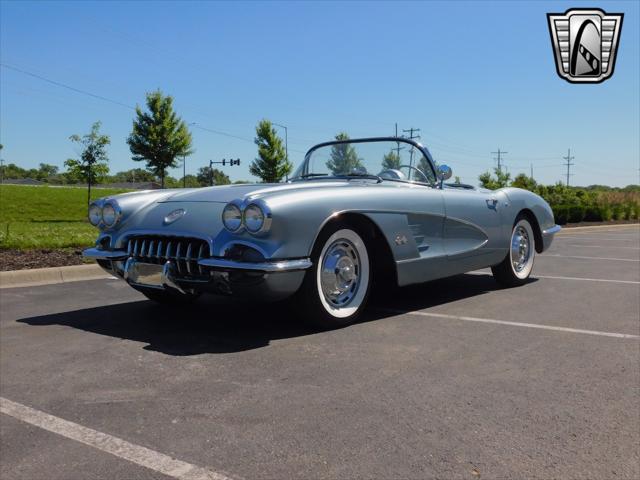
[341,173,383,183]
[298,173,330,178]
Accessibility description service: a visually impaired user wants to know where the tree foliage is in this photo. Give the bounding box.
[249,119,291,183]
[478,167,511,190]
[511,173,537,191]
[326,132,362,175]
[381,150,401,170]
[197,166,231,186]
[127,90,193,188]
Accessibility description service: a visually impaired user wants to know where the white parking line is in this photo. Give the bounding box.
[0,397,235,480]
[566,244,640,250]
[467,271,640,285]
[542,254,639,262]
[381,309,640,339]
[533,274,640,285]
[558,224,639,232]
[557,235,640,241]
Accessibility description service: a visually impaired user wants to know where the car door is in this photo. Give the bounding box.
[442,187,507,271]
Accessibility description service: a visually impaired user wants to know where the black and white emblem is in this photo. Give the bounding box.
[547,8,623,84]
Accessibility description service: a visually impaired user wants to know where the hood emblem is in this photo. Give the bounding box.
[164,208,186,225]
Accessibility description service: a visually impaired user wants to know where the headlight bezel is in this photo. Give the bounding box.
[222,203,243,232]
[88,203,102,226]
[101,200,122,227]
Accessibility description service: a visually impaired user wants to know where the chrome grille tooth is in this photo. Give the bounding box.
[157,241,162,259]
[148,240,155,259]
[197,244,205,275]
[133,239,139,257]
[176,242,182,273]
[165,241,172,260]
[140,240,146,258]
[186,243,193,274]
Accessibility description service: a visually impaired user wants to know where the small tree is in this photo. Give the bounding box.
[65,121,110,205]
[479,167,511,190]
[197,166,230,186]
[250,119,291,183]
[382,150,401,170]
[326,132,362,175]
[127,90,193,188]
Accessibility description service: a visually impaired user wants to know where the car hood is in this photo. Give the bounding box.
[160,181,355,203]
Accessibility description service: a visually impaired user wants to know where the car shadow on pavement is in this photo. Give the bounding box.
[18,273,534,355]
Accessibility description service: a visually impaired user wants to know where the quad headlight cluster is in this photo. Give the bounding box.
[88,200,122,228]
[222,201,271,235]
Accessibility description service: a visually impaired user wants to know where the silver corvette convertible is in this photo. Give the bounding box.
[84,137,560,327]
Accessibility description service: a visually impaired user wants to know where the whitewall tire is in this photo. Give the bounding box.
[299,224,371,328]
[492,216,536,287]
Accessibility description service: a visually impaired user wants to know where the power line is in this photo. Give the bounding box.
[563,148,575,186]
[491,148,507,172]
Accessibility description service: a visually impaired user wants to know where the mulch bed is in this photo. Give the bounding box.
[0,221,637,272]
[0,248,94,271]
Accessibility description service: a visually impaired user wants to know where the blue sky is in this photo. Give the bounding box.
[1,0,638,186]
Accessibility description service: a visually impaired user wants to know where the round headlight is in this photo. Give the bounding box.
[88,203,102,226]
[222,203,242,232]
[243,204,265,233]
[102,202,118,227]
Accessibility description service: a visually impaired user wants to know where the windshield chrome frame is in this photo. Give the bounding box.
[292,136,438,187]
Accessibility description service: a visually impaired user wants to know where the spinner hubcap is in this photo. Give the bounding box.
[511,225,531,272]
[320,239,361,307]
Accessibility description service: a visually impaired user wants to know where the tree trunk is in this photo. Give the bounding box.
[161,169,165,188]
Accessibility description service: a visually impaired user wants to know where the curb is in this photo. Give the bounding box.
[0,264,114,289]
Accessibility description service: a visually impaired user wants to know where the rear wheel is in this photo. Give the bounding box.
[298,223,371,328]
[492,215,536,287]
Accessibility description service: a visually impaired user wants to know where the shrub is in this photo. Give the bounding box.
[611,203,625,220]
[553,205,570,225]
[583,205,603,222]
[599,204,613,221]
[568,205,586,223]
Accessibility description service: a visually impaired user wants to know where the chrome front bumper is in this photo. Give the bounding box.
[83,248,311,300]
[541,224,561,251]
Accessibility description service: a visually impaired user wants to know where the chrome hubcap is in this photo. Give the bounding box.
[320,239,361,307]
[511,226,530,272]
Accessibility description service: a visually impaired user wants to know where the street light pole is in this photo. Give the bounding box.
[273,122,288,181]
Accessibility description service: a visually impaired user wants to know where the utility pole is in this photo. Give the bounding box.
[392,123,404,159]
[491,148,508,173]
[0,157,4,185]
[273,123,288,181]
[530,163,534,180]
[563,148,575,186]
[402,127,421,178]
[183,155,186,188]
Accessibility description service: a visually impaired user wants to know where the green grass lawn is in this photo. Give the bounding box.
[0,185,131,249]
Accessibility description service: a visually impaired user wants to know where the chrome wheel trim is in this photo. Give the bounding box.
[509,219,535,279]
[316,229,369,318]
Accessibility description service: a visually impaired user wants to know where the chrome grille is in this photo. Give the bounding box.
[126,236,210,276]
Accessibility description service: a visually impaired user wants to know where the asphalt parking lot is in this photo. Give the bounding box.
[1,225,639,480]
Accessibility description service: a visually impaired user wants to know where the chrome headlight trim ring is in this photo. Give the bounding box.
[243,201,272,235]
[101,200,122,228]
[222,202,243,232]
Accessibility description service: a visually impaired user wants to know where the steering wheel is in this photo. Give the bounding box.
[399,165,430,183]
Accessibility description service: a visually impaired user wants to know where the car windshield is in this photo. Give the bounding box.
[291,138,437,185]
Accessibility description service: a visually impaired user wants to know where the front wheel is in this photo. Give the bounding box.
[491,216,536,287]
[297,224,371,329]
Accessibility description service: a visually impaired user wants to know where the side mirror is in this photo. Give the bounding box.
[437,164,452,188]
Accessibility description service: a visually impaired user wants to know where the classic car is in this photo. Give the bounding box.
[84,137,560,327]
